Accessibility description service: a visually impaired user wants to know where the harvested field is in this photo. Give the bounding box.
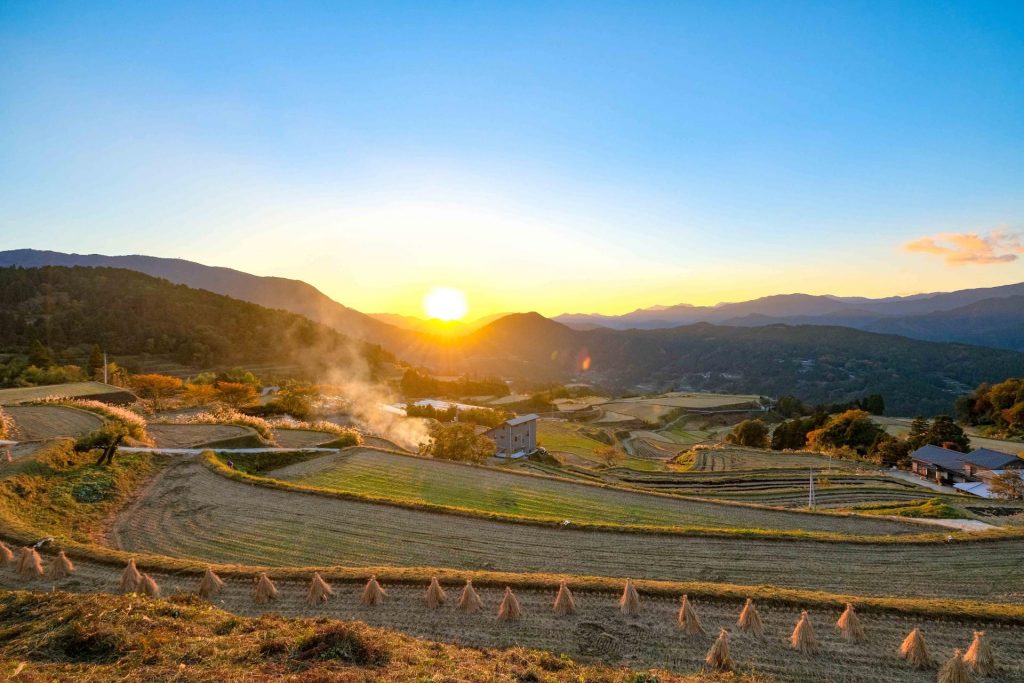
[4,405,103,440]
[147,423,263,449]
[264,447,918,534]
[272,428,340,448]
[553,396,608,412]
[108,457,1024,602]
[681,447,867,473]
[601,401,676,423]
[596,410,636,423]
[0,555,1019,683]
[0,381,135,405]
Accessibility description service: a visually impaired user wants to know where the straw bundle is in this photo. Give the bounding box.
[425,576,447,608]
[704,628,734,672]
[964,630,994,675]
[497,586,521,622]
[737,598,764,636]
[458,579,483,613]
[360,575,386,606]
[789,610,818,654]
[17,547,44,579]
[141,573,160,598]
[51,550,75,579]
[836,603,865,642]
[618,578,641,617]
[553,580,576,616]
[120,559,143,593]
[898,628,933,670]
[306,572,334,606]
[938,649,971,683]
[254,573,278,605]
[0,541,14,566]
[198,568,225,599]
[677,594,704,635]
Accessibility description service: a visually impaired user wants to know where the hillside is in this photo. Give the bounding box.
[0,249,412,351]
[441,314,1024,415]
[0,266,392,377]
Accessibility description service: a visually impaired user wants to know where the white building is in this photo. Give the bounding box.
[484,414,538,459]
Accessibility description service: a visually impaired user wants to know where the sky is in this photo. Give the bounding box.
[1,1,1023,319]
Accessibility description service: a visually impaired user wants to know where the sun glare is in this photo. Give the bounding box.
[423,286,469,321]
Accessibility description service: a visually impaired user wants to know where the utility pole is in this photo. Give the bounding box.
[808,469,816,509]
[103,352,108,384]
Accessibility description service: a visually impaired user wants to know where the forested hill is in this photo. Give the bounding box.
[445,313,1024,416]
[0,266,393,377]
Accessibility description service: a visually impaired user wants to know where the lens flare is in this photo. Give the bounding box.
[423,287,469,321]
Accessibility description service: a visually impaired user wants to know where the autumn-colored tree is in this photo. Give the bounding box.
[275,383,320,418]
[420,423,496,463]
[87,345,105,379]
[131,374,184,411]
[184,382,218,407]
[806,409,884,455]
[989,470,1024,500]
[215,381,258,409]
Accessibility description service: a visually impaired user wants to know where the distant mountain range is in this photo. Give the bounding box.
[3,249,1023,414]
[554,286,1024,351]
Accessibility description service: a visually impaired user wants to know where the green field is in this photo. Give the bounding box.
[537,419,662,471]
[262,447,922,535]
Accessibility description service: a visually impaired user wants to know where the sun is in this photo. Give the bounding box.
[423,286,468,321]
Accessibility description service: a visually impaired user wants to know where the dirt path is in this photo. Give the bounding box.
[107,457,1024,603]
[0,552,1020,683]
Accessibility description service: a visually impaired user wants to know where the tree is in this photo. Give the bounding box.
[726,419,769,448]
[420,423,496,463]
[907,416,931,450]
[75,422,129,465]
[861,394,885,416]
[775,395,807,419]
[869,433,912,467]
[28,339,53,368]
[806,410,884,455]
[989,470,1024,501]
[275,383,320,418]
[131,373,184,411]
[87,345,104,379]
[215,381,258,409]
[924,416,970,453]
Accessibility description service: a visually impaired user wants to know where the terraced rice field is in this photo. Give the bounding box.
[3,405,103,440]
[271,428,339,448]
[2,554,1019,683]
[538,420,661,471]
[263,447,918,533]
[680,447,866,472]
[107,457,1024,602]
[147,423,262,448]
[0,381,134,405]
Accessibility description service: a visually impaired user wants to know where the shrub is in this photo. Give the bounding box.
[0,407,13,440]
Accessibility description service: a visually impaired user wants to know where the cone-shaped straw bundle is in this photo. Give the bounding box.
[458,579,483,613]
[360,575,386,606]
[17,547,44,579]
[938,649,971,683]
[425,576,447,608]
[898,628,933,670]
[497,586,521,622]
[618,578,641,617]
[141,573,160,598]
[964,630,994,676]
[0,541,14,566]
[51,550,75,579]
[198,568,225,599]
[120,558,143,593]
[705,628,734,672]
[677,594,705,635]
[737,598,764,636]
[836,603,865,643]
[306,572,334,606]
[553,580,576,616]
[789,610,818,654]
[254,573,278,605]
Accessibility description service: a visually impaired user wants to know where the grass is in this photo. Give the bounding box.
[0,439,161,543]
[853,498,966,519]
[538,420,662,471]
[218,450,336,475]
[0,591,726,682]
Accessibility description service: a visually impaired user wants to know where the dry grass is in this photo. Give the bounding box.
[899,628,933,669]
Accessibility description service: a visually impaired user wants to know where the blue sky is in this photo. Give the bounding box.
[1,1,1023,317]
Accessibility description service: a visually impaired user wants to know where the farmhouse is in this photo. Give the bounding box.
[909,444,1022,486]
[484,414,538,459]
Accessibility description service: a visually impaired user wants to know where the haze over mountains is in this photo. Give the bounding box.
[555,287,1024,351]
[3,248,1023,414]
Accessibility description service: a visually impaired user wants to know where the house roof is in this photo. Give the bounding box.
[963,448,1023,470]
[911,444,1022,474]
[505,414,539,427]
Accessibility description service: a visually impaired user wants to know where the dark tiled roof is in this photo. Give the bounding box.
[911,444,1022,474]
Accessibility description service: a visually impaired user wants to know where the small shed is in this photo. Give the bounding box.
[484,414,538,459]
